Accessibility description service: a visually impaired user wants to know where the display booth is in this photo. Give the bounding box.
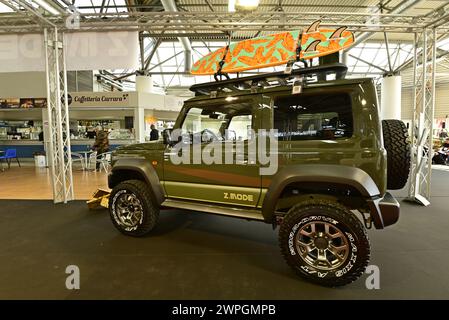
[0,91,183,158]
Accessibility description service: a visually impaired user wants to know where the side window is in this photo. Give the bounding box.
[180,103,254,143]
[227,115,252,141]
[273,93,353,140]
[181,107,226,140]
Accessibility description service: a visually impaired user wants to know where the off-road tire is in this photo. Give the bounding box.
[109,179,159,237]
[279,199,370,287]
[382,119,411,190]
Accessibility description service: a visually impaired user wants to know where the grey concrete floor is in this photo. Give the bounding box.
[0,170,449,299]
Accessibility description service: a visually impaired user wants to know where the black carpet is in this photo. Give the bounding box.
[1,171,449,299]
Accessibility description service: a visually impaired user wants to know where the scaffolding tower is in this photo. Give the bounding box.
[44,27,74,203]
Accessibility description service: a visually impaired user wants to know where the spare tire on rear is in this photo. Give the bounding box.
[382,119,411,190]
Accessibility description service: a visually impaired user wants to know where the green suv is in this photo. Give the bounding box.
[107,63,410,287]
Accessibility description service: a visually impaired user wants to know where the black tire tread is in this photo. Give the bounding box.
[279,199,370,287]
[382,119,411,190]
[109,179,159,237]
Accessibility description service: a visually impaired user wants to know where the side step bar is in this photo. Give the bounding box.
[161,199,265,221]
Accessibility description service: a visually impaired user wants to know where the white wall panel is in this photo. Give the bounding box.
[401,88,414,121]
[401,84,449,121]
[0,72,47,97]
[435,85,449,119]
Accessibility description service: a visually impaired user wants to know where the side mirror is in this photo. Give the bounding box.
[162,128,173,145]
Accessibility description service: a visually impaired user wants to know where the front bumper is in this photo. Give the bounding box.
[368,192,400,229]
[107,173,113,189]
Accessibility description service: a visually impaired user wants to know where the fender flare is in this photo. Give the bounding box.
[262,164,381,223]
[109,158,165,205]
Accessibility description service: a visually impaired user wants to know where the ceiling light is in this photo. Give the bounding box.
[235,0,260,11]
[33,0,60,15]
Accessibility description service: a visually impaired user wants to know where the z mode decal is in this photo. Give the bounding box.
[224,192,254,202]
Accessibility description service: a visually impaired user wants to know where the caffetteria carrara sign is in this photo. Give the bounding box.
[67,92,131,107]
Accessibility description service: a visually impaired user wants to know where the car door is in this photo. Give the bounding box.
[162,95,262,208]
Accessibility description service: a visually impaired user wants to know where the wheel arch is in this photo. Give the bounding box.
[262,165,381,223]
[108,159,165,206]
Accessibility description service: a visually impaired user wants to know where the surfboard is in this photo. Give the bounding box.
[190,21,354,75]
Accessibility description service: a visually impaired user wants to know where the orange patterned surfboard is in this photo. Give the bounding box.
[191,23,354,75]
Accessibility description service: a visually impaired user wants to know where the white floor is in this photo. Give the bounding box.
[433,164,449,172]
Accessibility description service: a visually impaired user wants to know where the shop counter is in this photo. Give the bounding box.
[0,140,44,158]
[70,139,134,153]
[0,139,135,158]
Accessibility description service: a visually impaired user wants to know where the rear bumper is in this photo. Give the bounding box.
[368,192,400,229]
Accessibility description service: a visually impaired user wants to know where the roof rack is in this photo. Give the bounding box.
[189,63,348,96]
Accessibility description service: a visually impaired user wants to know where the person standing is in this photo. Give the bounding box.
[92,126,109,171]
[150,124,159,141]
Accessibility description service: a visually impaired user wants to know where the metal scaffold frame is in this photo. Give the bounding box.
[44,27,74,204]
[1,10,449,35]
[6,0,74,203]
[407,28,437,206]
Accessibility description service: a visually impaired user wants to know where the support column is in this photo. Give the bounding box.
[134,107,145,143]
[136,75,153,93]
[380,75,402,120]
[134,75,153,143]
[341,51,349,65]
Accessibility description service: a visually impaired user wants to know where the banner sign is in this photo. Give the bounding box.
[0,31,139,73]
[67,92,131,107]
[0,34,45,72]
[0,98,47,109]
[65,32,139,71]
[0,92,132,108]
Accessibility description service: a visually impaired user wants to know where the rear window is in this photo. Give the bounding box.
[273,93,353,141]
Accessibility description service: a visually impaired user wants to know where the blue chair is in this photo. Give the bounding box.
[0,149,21,169]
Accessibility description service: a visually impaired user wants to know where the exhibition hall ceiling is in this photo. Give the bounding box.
[0,0,448,90]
